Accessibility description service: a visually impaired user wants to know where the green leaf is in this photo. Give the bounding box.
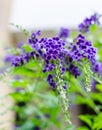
[96,84,102,92]
[22,44,33,52]
[11,79,29,88]
[79,114,92,127]
[10,91,32,102]
[76,95,95,108]
[13,67,35,77]
[78,126,90,130]
[90,92,102,103]
[93,113,102,130]
[90,24,98,33]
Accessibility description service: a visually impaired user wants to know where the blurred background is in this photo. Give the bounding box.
[10,0,102,29]
[0,0,102,129]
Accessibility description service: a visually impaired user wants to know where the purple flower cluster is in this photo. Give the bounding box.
[68,34,96,64]
[11,30,81,83]
[78,13,100,33]
[67,64,81,78]
[58,27,69,39]
[47,74,57,89]
[28,30,41,45]
[12,31,43,67]
[11,30,98,88]
[11,31,41,67]
[5,54,15,63]
[65,33,97,78]
[91,62,102,92]
[12,51,35,67]
[93,62,102,74]
[28,32,68,74]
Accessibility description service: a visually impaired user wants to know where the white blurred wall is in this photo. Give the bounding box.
[10,0,102,30]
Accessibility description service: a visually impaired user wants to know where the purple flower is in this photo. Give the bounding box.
[78,13,100,33]
[90,13,100,24]
[67,64,80,78]
[91,62,102,91]
[11,51,36,67]
[12,56,24,67]
[63,85,67,89]
[58,27,70,39]
[91,80,97,91]
[66,34,97,78]
[47,74,57,89]
[28,32,69,75]
[68,34,96,64]
[28,30,41,45]
[93,62,102,75]
[4,54,15,63]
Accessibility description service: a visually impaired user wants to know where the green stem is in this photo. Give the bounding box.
[55,65,72,124]
[57,84,72,124]
[82,61,91,92]
[54,64,72,124]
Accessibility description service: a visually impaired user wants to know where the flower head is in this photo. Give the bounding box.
[4,54,15,63]
[58,27,69,39]
[68,34,96,64]
[66,34,97,78]
[67,64,81,78]
[47,74,57,89]
[11,51,36,67]
[78,13,100,33]
[28,32,69,74]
